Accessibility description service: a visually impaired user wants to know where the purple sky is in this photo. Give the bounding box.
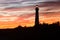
[0,0,59,9]
[0,0,60,17]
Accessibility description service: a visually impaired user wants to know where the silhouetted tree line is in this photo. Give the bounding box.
[0,22,59,39]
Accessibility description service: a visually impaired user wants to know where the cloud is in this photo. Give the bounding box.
[0,0,60,9]
[0,0,23,3]
[0,17,18,21]
[0,3,60,17]
[0,10,34,16]
[0,0,60,19]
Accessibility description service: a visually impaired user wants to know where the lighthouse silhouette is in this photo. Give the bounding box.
[35,5,39,26]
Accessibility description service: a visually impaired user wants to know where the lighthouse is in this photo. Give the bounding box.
[35,5,39,26]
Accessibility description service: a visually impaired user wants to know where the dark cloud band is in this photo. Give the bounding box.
[0,0,60,9]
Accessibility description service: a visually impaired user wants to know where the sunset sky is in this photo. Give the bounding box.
[0,0,60,29]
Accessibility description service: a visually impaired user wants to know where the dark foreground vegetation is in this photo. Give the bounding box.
[0,22,60,39]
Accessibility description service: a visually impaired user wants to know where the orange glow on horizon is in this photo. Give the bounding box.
[0,15,60,29]
[0,5,60,29]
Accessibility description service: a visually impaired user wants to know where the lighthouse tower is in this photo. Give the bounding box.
[35,5,39,26]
